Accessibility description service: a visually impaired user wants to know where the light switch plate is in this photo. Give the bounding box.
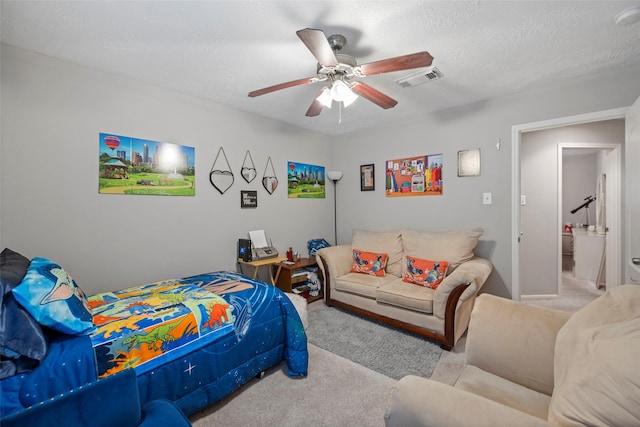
[483,192,492,205]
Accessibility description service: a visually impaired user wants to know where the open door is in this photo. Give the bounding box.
[626,96,640,285]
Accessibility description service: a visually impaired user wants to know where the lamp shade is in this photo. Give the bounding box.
[327,170,343,181]
[317,87,333,108]
[330,80,358,107]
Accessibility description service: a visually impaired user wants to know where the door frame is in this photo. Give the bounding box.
[511,107,628,301]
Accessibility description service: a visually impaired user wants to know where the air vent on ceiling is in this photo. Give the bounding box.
[395,66,443,88]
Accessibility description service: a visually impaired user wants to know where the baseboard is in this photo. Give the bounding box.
[521,294,559,300]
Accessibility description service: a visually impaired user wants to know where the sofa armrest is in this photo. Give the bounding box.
[384,376,552,427]
[465,294,572,395]
[433,257,492,319]
[316,245,353,291]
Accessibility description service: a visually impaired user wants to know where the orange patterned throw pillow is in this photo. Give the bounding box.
[350,249,388,277]
[403,256,449,289]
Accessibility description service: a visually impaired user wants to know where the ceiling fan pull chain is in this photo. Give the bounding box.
[339,101,343,124]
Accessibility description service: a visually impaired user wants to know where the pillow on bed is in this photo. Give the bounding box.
[12,257,94,335]
[0,248,48,379]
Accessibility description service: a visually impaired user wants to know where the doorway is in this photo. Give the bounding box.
[558,147,610,307]
[511,107,626,301]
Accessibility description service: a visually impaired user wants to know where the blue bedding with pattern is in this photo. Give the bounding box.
[0,271,308,417]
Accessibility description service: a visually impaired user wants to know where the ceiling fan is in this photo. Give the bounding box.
[248,28,434,117]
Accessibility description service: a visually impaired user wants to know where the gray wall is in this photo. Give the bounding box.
[2,44,640,298]
[329,68,640,298]
[519,121,623,296]
[0,45,331,295]
[563,151,599,229]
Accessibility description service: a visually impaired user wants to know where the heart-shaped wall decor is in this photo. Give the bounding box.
[262,157,278,195]
[209,147,234,195]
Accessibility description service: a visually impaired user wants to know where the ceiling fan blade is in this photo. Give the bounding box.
[296,28,339,67]
[350,82,398,109]
[248,77,318,97]
[358,51,434,76]
[305,90,326,117]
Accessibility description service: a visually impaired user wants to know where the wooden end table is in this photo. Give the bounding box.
[274,257,323,303]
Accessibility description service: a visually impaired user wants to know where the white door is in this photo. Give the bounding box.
[626,96,640,284]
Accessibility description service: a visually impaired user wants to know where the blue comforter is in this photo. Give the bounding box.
[1,271,308,417]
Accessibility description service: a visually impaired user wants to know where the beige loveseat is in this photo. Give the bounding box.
[316,228,493,350]
[385,284,640,426]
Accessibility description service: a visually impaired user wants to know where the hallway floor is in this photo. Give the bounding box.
[521,254,605,312]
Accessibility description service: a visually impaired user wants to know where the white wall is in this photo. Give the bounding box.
[519,121,623,295]
[0,45,332,295]
[329,65,640,298]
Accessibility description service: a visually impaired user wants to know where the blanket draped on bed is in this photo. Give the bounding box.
[0,271,308,418]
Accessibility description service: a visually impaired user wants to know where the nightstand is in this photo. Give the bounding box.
[275,257,323,302]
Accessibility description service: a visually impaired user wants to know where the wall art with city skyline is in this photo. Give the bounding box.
[99,133,195,196]
[287,161,325,198]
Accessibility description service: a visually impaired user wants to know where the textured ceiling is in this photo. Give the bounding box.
[2,1,640,136]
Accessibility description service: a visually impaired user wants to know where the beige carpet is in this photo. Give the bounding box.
[190,343,396,427]
[190,272,600,426]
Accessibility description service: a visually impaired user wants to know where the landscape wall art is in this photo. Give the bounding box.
[99,133,195,196]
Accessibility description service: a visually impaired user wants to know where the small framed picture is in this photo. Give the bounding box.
[360,164,375,191]
[458,149,480,177]
[241,190,258,208]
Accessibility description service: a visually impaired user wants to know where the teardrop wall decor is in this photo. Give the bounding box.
[262,156,278,195]
[209,147,234,194]
[241,150,257,183]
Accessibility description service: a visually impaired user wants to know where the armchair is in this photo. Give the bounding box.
[385,285,640,426]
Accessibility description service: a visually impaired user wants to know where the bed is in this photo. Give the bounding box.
[0,248,308,418]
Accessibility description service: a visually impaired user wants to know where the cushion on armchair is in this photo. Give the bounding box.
[548,285,640,426]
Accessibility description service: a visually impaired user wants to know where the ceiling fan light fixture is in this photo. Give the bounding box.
[317,87,333,108]
[330,80,358,107]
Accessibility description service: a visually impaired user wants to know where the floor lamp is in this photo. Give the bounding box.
[327,170,343,245]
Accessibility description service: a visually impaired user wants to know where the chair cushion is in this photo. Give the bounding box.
[455,365,551,420]
[401,228,483,272]
[549,284,640,426]
[376,280,434,314]
[352,229,404,277]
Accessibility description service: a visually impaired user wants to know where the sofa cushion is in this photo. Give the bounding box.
[401,228,483,272]
[376,279,434,314]
[352,229,404,277]
[402,256,448,289]
[351,249,388,276]
[335,272,396,298]
[548,284,640,426]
